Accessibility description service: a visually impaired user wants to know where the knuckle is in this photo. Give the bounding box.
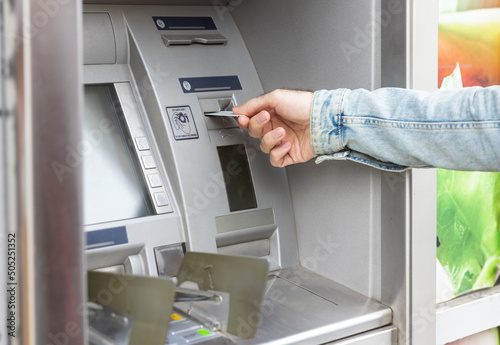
[269,151,282,167]
[260,140,269,153]
[248,128,258,138]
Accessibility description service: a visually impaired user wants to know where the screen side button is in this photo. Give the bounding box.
[147,174,163,188]
[154,192,170,207]
[141,155,157,169]
[135,136,150,150]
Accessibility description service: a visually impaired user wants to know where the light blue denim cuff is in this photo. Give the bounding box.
[310,88,410,172]
[310,88,348,155]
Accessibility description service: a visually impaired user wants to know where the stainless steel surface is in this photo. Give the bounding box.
[380,168,437,345]
[237,267,392,345]
[231,0,385,298]
[155,243,185,277]
[83,12,116,65]
[122,4,299,268]
[215,208,275,234]
[0,0,8,342]
[174,288,230,331]
[326,326,397,345]
[2,0,21,343]
[409,169,437,345]
[56,3,441,345]
[232,10,439,345]
[88,302,133,345]
[408,1,438,344]
[176,252,269,339]
[14,0,84,344]
[88,271,176,345]
[381,0,407,89]
[216,225,275,248]
[380,170,410,345]
[380,1,439,344]
[232,0,381,92]
[436,286,500,344]
[232,3,438,345]
[162,34,228,47]
[217,239,271,257]
[380,3,439,343]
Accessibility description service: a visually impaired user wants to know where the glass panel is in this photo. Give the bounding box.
[83,84,153,225]
[437,0,500,301]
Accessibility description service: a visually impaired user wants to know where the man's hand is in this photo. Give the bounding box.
[233,89,317,167]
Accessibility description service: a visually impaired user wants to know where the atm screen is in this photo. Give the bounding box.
[83,84,153,225]
[217,144,257,212]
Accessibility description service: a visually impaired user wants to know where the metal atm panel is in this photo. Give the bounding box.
[81,4,394,344]
[122,5,299,270]
[3,0,441,343]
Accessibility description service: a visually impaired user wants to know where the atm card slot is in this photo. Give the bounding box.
[200,97,239,129]
[204,111,240,117]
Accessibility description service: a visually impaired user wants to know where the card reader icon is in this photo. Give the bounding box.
[173,111,191,134]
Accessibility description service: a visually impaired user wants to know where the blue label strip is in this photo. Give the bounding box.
[179,76,242,93]
[153,17,217,31]
[86,226,128,250]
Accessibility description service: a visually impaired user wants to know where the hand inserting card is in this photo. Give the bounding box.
[204,111,241,117]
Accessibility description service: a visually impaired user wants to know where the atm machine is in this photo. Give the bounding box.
[1,1,439,345]
[82,4,394,344]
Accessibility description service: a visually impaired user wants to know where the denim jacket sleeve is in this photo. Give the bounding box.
[310,86,500,172]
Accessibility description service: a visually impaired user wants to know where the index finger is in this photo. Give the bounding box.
[232,91,278,118]
[237,115,249,129]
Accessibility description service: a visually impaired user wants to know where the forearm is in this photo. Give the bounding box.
[311,87,500,172]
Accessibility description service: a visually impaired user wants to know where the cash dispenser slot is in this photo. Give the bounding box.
[215,209,276,266]
[162,34,228,47]
[215,209,275,247]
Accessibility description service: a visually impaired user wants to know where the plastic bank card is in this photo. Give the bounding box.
[204,111,241,117]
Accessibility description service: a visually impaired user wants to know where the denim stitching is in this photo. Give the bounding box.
[343,117,500,130]
[347,156,411,171]
[311,91,322,154]
[337,89,348,150]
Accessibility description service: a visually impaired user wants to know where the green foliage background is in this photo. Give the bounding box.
[437,170,500,294]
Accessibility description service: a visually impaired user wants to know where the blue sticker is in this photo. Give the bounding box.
[166,105,199,141]
[179,76,242,93]
[86,226,128,250]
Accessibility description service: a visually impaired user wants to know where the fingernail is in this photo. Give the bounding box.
[258,113,266,122]
[273,128,284,138]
